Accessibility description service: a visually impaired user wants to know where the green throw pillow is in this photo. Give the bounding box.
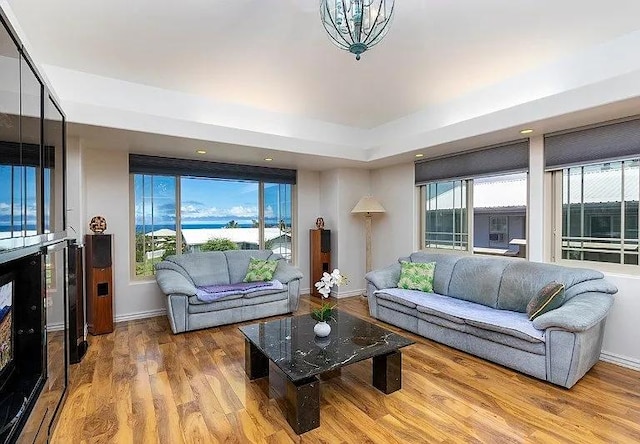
[243,257,278,282]
[397,261,436,293]
[527,282,565,320]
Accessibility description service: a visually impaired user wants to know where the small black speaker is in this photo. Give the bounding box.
[320,230,331,253]
[89,234,112,268]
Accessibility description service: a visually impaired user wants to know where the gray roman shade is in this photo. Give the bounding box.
[0,141,55,167]
[129,154,297,184]
[415,140,529,184]
[545,117,640,170]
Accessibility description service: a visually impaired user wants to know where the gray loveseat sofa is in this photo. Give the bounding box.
[365,252,617,388]
[155,250,303,333]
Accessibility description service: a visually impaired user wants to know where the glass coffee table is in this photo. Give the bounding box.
[238,310,414,434]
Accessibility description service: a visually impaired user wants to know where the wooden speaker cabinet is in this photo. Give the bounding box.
[85,234,114,335]
[310,229,331,298]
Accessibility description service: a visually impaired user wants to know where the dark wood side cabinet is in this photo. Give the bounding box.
[85,235,114,335]
[309,229,331,298]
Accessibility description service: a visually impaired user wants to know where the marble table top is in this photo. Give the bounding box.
[239,310,414,382]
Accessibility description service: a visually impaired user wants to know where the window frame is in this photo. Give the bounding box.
[130,174,296,281]
[419,173,529,257]
[550,159,640,273]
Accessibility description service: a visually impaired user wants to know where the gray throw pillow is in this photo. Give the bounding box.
[527,282,565,320]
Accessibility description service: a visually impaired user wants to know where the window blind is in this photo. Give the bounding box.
[129,154,297,184]
[545,117,640,170]
[414,140,529,184]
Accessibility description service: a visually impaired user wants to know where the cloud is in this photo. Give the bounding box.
[180,200,258,220]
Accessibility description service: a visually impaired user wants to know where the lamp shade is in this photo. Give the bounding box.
[351,196,386,214]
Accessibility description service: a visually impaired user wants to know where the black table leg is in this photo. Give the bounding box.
[372,350,402,394]
[245,338,269,380]
[269,362,320,434]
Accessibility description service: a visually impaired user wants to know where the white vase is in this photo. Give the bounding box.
[314,321,331,337]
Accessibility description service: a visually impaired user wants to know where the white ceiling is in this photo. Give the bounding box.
[7,0,640,129]
[0,0,640,168]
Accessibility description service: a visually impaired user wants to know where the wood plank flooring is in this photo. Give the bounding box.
[52,296,640,443]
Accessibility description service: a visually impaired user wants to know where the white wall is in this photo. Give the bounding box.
[600,273,640,369]
[82,148,166,321]
[370,163,416,269]
[295,170,320,291]
[319,169,370,296]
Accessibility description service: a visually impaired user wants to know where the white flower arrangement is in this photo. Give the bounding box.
[314,268,346,298]
[312,269,346,322]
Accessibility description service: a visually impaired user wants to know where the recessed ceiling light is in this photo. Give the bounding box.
[196,149,207,154]
[415,153,424,158]
[520,129,534,135]
[264,157,273,162]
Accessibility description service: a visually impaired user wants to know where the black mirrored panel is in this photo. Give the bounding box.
[0,22,21,243]
[44,98,64,234]
[20,57,42,238]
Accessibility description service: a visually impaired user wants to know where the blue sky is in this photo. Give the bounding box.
[134,175,291,227]
[0,165,37,228]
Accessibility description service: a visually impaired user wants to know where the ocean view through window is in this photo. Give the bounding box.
[133,174,294,278]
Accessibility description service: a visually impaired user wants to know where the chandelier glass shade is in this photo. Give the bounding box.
[320,0,395,60]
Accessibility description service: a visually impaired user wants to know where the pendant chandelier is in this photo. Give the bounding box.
[320,0,395,61]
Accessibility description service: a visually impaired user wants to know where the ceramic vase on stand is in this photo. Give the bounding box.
[314,320,331,337]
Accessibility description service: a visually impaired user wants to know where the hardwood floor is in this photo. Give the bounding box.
[52,296,640,443]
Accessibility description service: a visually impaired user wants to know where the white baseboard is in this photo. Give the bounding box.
[600,351,640,371]
[335,289,366,299]
[301,288,365,299]
[115,308,166,323]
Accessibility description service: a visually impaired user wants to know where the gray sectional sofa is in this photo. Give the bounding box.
[365,252,617,388]
[155,250,303,333]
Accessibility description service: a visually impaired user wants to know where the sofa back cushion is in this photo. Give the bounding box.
[408,252,463,295]
[447,256,514,308]
[224,250,277,283]
[497,261,605,312]
[160,251,230,287]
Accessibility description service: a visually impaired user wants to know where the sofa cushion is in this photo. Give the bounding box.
[377,298,419,317]
[398,261,435,292]
[527,282,565,320]
[243,257,278,282]
[159,252,230,287]
[409,252,463,295]
[409,291,544,343]
[497,261,605,312]
[375,288,431,309]
[224,250,274,283]
[447,256,513,308]
[188,294,244,312]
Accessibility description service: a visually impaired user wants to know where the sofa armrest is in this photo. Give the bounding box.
[365,263,401,290]
[533,292,614,332]
[155,269,197,296]
[272,261,304,284]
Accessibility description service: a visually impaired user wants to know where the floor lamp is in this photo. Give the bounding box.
[351,196,386,273]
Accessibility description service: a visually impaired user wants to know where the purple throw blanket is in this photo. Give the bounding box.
[195,280,284,303]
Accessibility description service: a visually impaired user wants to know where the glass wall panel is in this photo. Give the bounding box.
[20,57,42,237]
[0,23,21,241]
[44,97,65,234]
